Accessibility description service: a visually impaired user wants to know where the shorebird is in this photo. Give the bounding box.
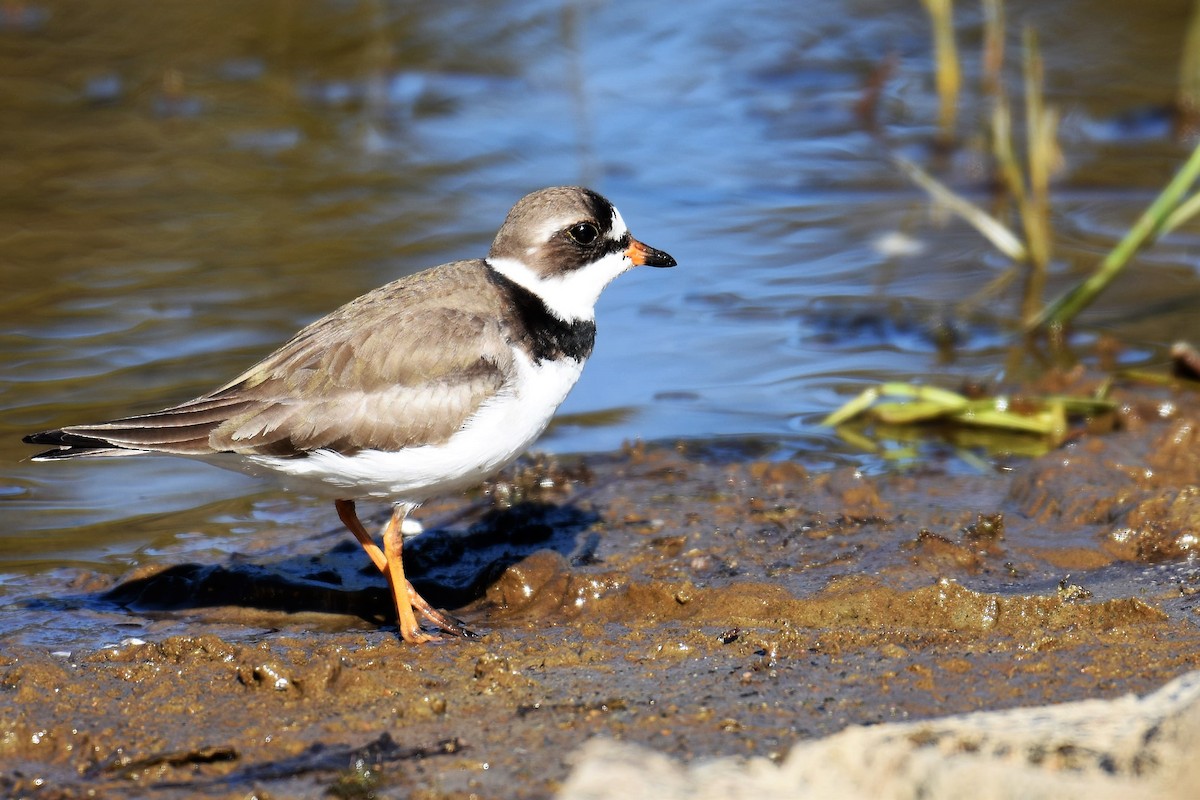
[24,186,676,642]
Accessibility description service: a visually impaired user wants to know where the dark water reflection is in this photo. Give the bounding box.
[3,0,1200,581]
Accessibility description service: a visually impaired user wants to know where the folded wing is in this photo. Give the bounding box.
[25,262,513,460]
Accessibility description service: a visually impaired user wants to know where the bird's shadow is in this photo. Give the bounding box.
[94,501,602,629]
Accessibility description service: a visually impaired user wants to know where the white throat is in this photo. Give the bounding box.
[486,249,632,323]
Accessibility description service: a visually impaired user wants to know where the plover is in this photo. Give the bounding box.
[23,186,676,643]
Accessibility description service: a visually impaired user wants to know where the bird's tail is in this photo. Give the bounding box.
[24,428,151,460]
[22,395,252,460]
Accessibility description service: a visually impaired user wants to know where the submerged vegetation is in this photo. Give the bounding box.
[827,0,1200,456]
[904,0,1200,332]
[822,381,1116,459]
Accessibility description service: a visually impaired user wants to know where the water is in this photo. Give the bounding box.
[3,0,1200,583]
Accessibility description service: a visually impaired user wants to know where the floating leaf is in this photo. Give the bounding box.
[823,381,1115,453]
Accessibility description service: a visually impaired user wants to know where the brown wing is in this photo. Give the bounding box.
[26,261,514,459]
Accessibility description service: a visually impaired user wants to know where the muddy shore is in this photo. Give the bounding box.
[4,379,1200,799]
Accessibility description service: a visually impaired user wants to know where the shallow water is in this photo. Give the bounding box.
[3,0,1200,581]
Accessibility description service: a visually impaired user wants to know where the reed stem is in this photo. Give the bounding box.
[1030,139,1200,330]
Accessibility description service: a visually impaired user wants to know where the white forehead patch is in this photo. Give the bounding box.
[535,214,572,245]
[526,213,576,257]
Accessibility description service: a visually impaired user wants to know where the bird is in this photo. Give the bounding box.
[23,185,676,643]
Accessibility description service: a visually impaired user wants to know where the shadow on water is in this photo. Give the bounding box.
[35,501,600,629]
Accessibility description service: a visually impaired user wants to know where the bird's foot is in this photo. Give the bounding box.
[407,581,477,639]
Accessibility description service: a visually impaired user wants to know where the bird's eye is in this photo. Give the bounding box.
[567,222,599,245]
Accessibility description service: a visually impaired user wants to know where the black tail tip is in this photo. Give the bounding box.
[24,429,112,447]
[23,429,123,460]
[24,429,73,446]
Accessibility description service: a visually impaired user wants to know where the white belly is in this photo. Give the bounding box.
[241,351,586,501]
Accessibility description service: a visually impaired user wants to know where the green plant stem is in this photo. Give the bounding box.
[1029,139,1200,330]
[981,0,1005,94]
[921,0,960,143]
[1161,188,1200,234]
[894,156,1027,261]
[1020,27,1052,321]
[991,98,1031,250]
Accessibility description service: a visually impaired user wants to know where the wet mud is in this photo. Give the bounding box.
[4,381,1200,799]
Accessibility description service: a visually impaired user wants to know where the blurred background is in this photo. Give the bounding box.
[3,0,1200,587]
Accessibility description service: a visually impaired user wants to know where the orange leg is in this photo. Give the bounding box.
[380,504,433,643]
[335,498,386,572]
[334,499,470,642]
